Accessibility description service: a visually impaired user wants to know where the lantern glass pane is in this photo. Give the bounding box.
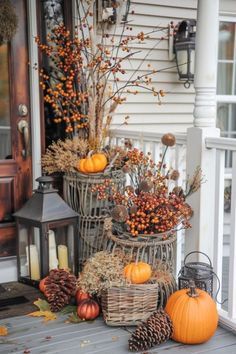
[18,224,41,281]
[48,224,75,273]
[190,49,195,76]
[176,50,188,75]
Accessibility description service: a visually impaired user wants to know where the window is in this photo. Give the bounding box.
[217,19,236,167]
[217,20,236,137]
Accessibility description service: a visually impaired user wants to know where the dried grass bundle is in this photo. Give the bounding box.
[41,137,88,174]
[78,251,128,296]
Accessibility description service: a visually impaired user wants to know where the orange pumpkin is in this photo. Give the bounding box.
[77,299,100,320]
[75,289,91,305]
[165,281,218,344]
[78,153,107,174]
[39,277,48,293]
[124,262,152,284]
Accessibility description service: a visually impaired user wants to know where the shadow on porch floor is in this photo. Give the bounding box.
[0,315,236,354]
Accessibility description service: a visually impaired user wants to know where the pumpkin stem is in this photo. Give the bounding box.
[87,150,94,158]
[187,280,199,298]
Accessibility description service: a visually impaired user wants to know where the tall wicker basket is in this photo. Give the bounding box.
[63,170,125,268]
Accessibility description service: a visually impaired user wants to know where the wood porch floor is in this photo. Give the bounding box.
[0,315,236,354]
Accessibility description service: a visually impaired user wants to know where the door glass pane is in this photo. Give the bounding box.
[218,22,235,60]
[0,44,11,160]
[217,62,233,95]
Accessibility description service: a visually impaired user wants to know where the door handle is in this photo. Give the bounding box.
[18,119,30,159]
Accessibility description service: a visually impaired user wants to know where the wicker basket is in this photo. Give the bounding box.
[153,269,177,308]
[101,283,159,326]
[63,170,125,268]
[103,220,177,272]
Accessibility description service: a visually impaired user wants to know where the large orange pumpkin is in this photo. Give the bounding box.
[78,153,108,174]
[77,299,100,320]
[124,262,152,284]
[165,281,218,344]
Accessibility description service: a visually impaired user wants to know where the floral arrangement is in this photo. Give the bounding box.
[92,133,203,237]
[78,251,128,296]
[36,0,175,174]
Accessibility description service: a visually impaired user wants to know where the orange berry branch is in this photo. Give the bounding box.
[91,134,202,237]
[35,0,175,151]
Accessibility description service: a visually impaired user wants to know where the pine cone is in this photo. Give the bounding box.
[111,205,128,223]
[139,179,154,192]
[44,269,77,312]
[128,309,173,352]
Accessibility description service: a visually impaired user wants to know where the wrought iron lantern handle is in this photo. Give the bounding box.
[183,251,212,267]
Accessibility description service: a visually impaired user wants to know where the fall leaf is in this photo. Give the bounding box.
[65,313,83,324]
[28,311,57,322]
[0,326,8,336]
[33,298,50,312]
[60,305,77,315]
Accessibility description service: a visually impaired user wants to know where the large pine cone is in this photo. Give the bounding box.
[44,269,77,312]
[128,309,173,352]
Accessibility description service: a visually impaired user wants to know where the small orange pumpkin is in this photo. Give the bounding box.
[165,280,218,344]
[124,262,152,284]
[75,289,91,305]
[77,299,100,320]
[39,277,48,293]
[78,152,107,174]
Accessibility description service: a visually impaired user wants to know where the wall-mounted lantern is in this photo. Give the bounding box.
[173,19,196,88]
[14,176,79,288]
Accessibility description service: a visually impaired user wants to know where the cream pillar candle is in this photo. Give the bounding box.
[49,249,58,270]
[48,230,58,270]
[27,245,40,280]
[58,245,69,269]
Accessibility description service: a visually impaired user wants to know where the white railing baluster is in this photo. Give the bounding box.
[228,151,236,319]
[213,149,225,307]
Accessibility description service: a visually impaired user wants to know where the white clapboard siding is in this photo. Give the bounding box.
[133,0,197,9]
[105,0,197,133]
[220,0,236,15]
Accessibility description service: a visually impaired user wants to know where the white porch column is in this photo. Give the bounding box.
[185,0,220,262]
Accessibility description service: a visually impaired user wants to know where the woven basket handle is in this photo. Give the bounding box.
[184,251,212,267]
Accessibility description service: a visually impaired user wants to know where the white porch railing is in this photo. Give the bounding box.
[206,137,236,331]
[112,129,236,331]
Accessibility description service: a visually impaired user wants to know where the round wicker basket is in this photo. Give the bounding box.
[103,219,177,271]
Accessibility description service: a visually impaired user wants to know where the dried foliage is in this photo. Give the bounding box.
[185,166,205,198]
[0,325,8,336]
[78,251,128,296]
[41,137,88,174]
[92,135,204,236]
[0,0,18,45]
[35,1,173,152]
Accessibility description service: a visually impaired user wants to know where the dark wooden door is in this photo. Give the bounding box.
[0,0,32,257]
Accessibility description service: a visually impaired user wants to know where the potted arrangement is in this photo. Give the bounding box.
[77,250,176,326]
[93,133,203,270]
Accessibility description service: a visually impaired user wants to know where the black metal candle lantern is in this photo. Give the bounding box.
[178,251,214,296]
[14,176,79,287]
[173,19,196,88]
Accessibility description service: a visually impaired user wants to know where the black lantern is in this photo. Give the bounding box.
[14,176,79,287]
[178,251,214,296]
[174,19,196,88]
